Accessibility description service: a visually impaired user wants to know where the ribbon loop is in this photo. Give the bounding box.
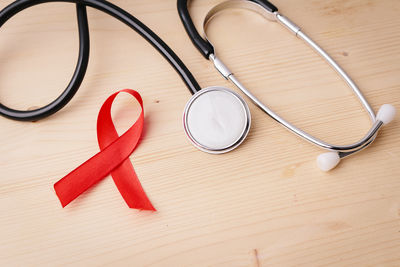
[54,89,155,211]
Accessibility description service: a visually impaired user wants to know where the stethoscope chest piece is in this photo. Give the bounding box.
[183,86,251,154]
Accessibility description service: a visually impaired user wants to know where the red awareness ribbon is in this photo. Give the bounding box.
[54,89,155,211]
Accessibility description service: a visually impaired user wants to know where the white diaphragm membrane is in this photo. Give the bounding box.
[183,87,251,153]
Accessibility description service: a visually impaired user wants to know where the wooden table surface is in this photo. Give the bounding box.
[1,0,399,266]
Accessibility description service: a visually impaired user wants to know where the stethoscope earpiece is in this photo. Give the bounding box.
[376,104,397,125]
[183,87,251,154]
[317,152,340,172]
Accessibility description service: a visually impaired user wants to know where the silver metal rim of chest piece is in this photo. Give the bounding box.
[183,86,251,154]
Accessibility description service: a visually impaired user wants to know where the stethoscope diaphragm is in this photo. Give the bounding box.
[183,87,251,154]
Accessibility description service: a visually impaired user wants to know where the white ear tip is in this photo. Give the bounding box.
[376,104,396,125]
[317,152,340,172]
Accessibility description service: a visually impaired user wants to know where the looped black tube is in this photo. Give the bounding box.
[0,0,201,122]
[0,3,89,121]
[177,0,278,59]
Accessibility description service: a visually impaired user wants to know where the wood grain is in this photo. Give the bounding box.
[0,0,399,266]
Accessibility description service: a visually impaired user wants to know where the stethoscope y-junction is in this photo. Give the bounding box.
[178,0,396,171]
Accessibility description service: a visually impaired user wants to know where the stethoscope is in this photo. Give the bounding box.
[0,0,396,172]
[178,0,396,171]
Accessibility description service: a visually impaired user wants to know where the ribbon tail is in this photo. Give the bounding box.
[111,159,156,211]
[54,135,127,207]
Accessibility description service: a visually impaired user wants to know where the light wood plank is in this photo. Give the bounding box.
[0,0,399,266]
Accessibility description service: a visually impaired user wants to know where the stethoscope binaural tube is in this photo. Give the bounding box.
[177,0,396,171]
[0,0,251,153]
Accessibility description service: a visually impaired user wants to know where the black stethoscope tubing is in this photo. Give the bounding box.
[0,0,201,121]
[177,0,277,59]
